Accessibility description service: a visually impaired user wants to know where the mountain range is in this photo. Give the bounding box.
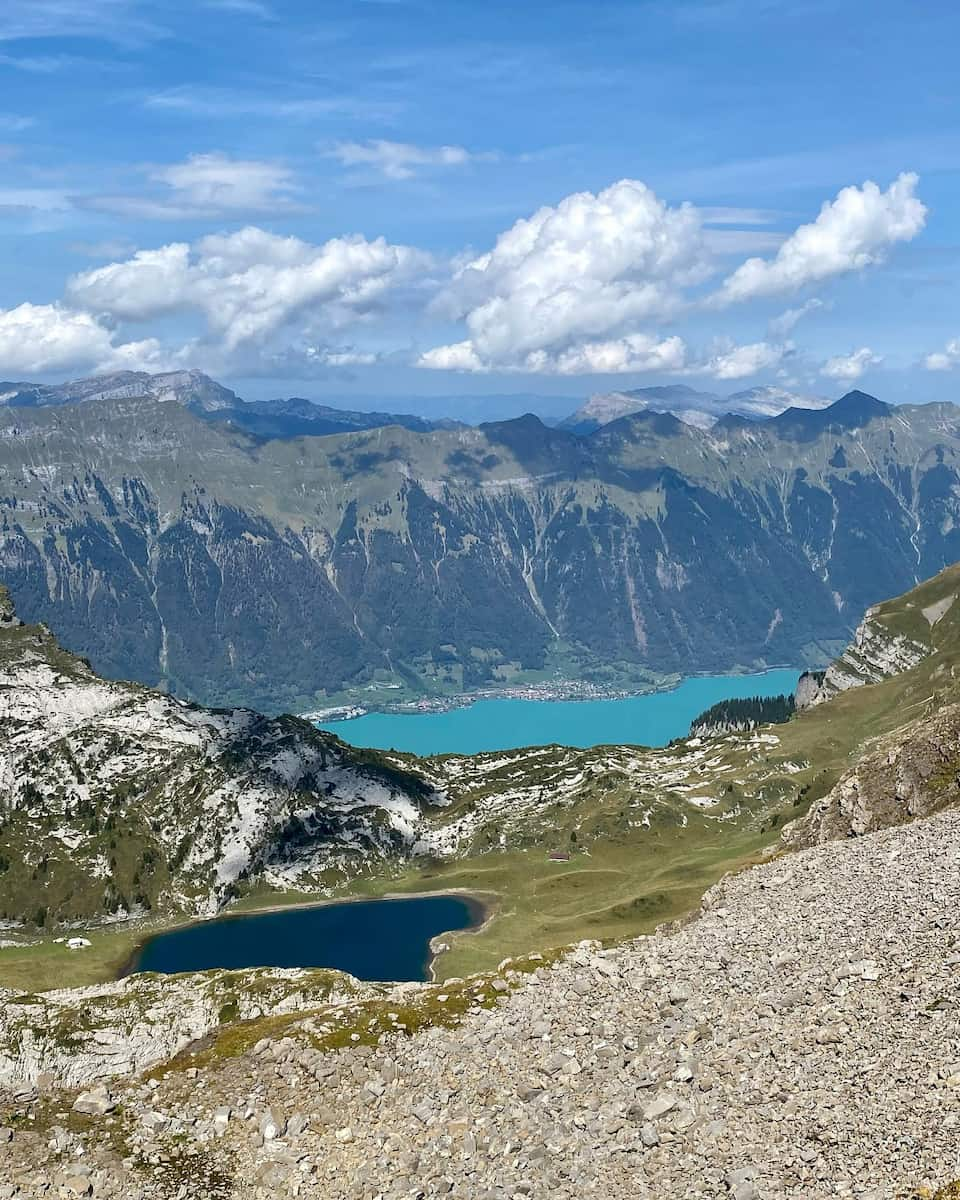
[2,371,960,711]
[558,383,832,433]
[0,369,461,439]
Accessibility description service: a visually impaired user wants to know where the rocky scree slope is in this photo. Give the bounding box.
[4,570,960,1192]
[2,807,960,1198]
[6,382,960,708]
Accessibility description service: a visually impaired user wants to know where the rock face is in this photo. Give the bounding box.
[0,967,374,1088]
[6,382,960,709]
[4,807,960,1198]
[784,699,960,846]
[793,669,824,707]
[794,604,930,708]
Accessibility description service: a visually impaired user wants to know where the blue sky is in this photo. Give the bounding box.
[2,0,960,410]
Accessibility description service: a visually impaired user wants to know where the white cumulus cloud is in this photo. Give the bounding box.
[419,332,688,375]
[417,178,709,374]
[67,226,429,352]
[820,347,882,381]
[0,303,165,375]
[715,173,926,305]
[924,339,960,371]
[328,139,487,180]
[692,340,789,381]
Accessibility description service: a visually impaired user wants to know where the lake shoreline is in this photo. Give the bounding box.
[315,666,805,756]
[119,887,495,983]
[305,661,814,723]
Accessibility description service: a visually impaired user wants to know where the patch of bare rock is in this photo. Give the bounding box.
[3,808,960,1198]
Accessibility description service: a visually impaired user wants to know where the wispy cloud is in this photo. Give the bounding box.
[0,52,74,72]
[327,139,497,181]
[144,85,397,123]
[68,238,138,259]
[0,0,164,47]
[80,152,308,220]
[703,229,784,255]
[700,206,781,225]
[201,0,275,18]
[768,297,824,337]
[0,187,71,213]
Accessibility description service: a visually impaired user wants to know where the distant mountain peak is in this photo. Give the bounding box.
[559,383,831,434]
[480,411,548,433]
[770,389,891,440]
[833,389,890,414]
[0,369,465,438]
[0,368,239,412]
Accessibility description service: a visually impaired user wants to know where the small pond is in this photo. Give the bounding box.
[128,894,481,982]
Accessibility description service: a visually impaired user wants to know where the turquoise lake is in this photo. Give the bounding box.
[320,669,802,756]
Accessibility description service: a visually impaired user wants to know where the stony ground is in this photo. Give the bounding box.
[3,808,960,1199]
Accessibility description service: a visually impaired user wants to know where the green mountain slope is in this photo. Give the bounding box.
[5,563,960,990]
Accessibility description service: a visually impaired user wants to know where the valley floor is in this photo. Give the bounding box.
[3,806,960,1198]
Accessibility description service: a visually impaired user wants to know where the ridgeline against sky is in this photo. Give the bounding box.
[0,1,959,411]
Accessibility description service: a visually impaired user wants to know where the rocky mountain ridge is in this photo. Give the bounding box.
[5,380,960,709]
[0,369,240,413]
[559,382,832,433]
[0,369,463,438]
[0,586,452,925]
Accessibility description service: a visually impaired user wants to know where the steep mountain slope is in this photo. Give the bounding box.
[0,587,449,925]
[4,381,960,709]
[783,561,960,844]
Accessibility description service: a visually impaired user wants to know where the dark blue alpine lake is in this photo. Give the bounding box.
[129,894,480,982]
